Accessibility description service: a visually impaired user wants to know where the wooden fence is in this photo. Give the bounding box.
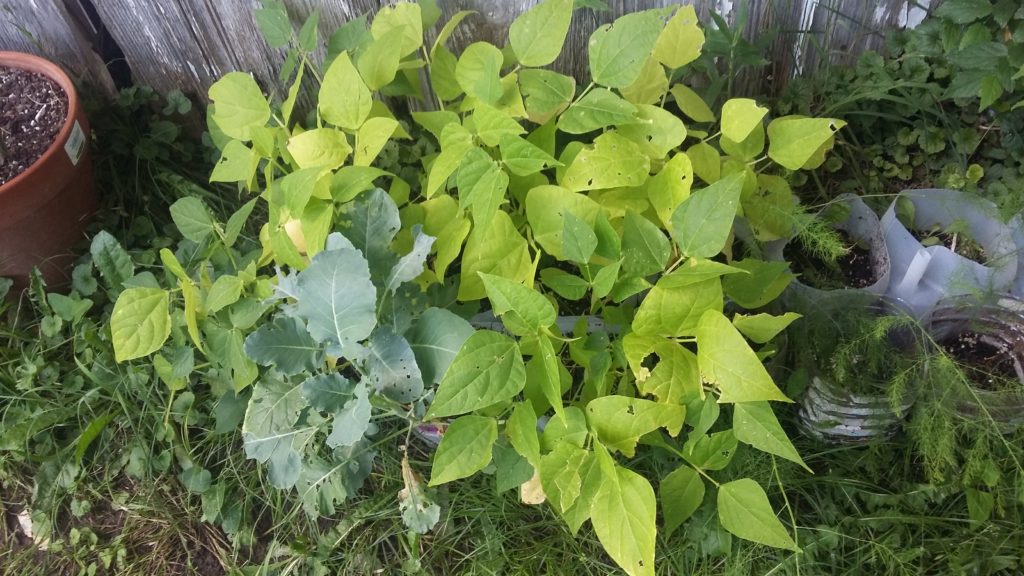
[1,0,935,104]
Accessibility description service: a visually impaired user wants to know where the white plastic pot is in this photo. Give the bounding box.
[881,189,1017,319]
[1007,213,1024,299]
[766,193,891,298]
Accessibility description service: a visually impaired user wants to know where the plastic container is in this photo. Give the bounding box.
[788,292,924,443]
[765,193,891,299]
[0,51,96,289]
[1007,213,1024,299]
[880,189,1016,319]
[924,296,1024,430]
[799,375,915,442]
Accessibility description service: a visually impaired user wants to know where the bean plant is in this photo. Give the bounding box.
[108,1,845,574]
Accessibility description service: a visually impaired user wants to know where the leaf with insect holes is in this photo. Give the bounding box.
[399,454,440,533]
[696,310,790,403]
[297,446,373,517]
[359,328,424,403]
[563,131,650,192]
[426,330,525,418]
[302,373,356,413]
[653,5,704,68]
[585,396,685,457]
[617,104,686,160]
[111,287,170,362]
[721,98,767,142]
[540,441,588,512]
[589,10,663,88]
[369,1,422,57]
[591,462,657,576]
[508,0,573,66]
[647,152,693,228]
[429,414,497,485]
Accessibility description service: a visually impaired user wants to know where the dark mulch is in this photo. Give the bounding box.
[0,65,68,185]
[786,230,878,290]
[941,331,1019,391]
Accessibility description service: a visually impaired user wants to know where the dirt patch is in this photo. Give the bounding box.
[785,230,878,290]
[0,65,68,185]
[941,331,1019,391]
[912,227,987,262]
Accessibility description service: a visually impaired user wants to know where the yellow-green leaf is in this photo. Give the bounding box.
[653,5,704,68]
[696,310,790,403]
[111,288,171,362]
[319,52,372,130]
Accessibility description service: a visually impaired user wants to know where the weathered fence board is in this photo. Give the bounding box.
[0,0,115,95]
[2,0,939,105]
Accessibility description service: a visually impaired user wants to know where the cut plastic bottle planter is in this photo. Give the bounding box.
[766,192,891,299]
[788,291,921,443]
[1007,213,1024,299]
[881,189,1017,319]
[925,296,1024,430]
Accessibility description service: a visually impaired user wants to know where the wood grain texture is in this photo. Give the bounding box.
[15,0,939,104]
[0,0,115,95]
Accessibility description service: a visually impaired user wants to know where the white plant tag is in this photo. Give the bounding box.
[64,120,86,165]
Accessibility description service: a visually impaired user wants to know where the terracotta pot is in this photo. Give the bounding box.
[0,51,96,289]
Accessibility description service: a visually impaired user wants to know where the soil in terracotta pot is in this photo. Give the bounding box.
[784,230,877,290]
[0,65,68,186]
[940,331,1019,391]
